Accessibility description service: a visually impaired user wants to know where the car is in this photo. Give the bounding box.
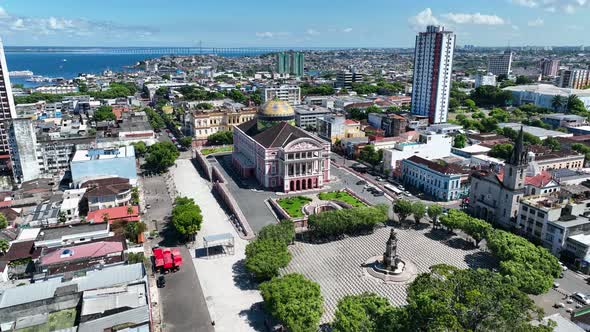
[554,302,565,308]
[376,177,384,182]
[146,204,151,209]
[373,191,385,197]
[572,292,590,305]
[157,275,166,288]
[553,282,560,288]
[356,180,367,186]
[560,262,568,271]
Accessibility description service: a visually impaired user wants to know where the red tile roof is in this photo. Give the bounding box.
[86,205,139,224]
[525,171,554,187]
[39,240,124,265]
[345,119,359,125]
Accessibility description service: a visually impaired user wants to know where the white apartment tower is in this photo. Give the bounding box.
[0,39,17,155]
[411,25,455,124]
[263,85,301,106]
[487,51,514,77]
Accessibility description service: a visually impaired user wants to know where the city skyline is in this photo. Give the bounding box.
[0,1,589,47]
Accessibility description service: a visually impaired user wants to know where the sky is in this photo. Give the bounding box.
[0,0,589,47]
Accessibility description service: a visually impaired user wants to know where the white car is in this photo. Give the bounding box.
[572,292,590,305]
[560,262,568,271]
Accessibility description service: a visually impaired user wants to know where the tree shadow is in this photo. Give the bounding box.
[158,222,182,247]
[445,237,475,251]
[464,251,500,270]
[232,259,260,291]
[424,228,454,242]
[238,301,270,332]
[409,223,430,231]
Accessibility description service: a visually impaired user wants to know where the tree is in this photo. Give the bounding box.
[396,265,551,331]
[365,105,383,114]
[464,98,477,112]
[453,133,466,148]
[58,211,67,224]
[412,202,426,225]
[125,222,147,242]
[258,220,295,245]
[488,143,514,160]
[245,238,291,281]
[131,141,147,158]
[332,293,391,332]
[260,274,323,332]
[516,75,534,85]
[427,204,443,228]
[0,240,8,254]
[551,95,564,111]
[359,145,382,167]
[93,105,116,122]
[0,213,9,229]
[145,142,179,172]
[131,187,140,205]
[393,199,413,223]
[307,206,388,240]
[543,136,561,151]
[462,217,492,247]
[207,131,233,145]
[439,209,469,232]
[470,85,512,107]
[567,94,586,113]
[171,197,203,240]
[179,136,193,148]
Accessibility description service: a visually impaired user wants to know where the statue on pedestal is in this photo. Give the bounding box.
[383,228,400,271]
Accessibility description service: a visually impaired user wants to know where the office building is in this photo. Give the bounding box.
[294,105,331,129]
[70,146,137,185]
[540,58,560,77]
[276,51,304,77]
[0,39,17,155]
[7,117,41,182]
[263,85,301,105]
[316,114,365,143]
[335,70,364,89]
[487,51,513,77]
[558,69,590,89]
[367,113,408,137]
[401,156,469,201]
[411,25,455,124]
[474,73,497,88]
[382,132,453,176]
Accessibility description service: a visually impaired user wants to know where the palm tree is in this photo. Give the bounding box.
[0,240,8,254]
[567,94,583,113]
[551,95,564,111]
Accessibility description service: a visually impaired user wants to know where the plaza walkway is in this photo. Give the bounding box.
[171,159,264,332]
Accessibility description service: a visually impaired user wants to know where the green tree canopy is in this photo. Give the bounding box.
[131,142,148,158]
[245,238,291,281]
[332,293,391,332]
[207,131,233,145]
[307,206,388,240]
[470,85,512,107]
[260,273,323,332]
[171,197,203,239]
[0,213,7,229]
[412,202,426,225]
[0,239,8,254]
[359,145,383,167]
[93,105,116,122]
[393,199,413,222]
[543,136,561,151]
[427,204,443,228]
[488,143,514,160]
[145,142,179,172]
[453,133,467,148]
[258,220,295,245]
[179,137,193,148]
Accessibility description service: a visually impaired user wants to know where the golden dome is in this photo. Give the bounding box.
[259,100,294,118]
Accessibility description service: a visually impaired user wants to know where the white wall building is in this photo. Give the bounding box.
[0,39,17,155]
[382,132,453,176]
[8,117,41,182]
[411,25,455,124]
[263,85,301,106]
[474,73,497,88]
[504,84,590,110]
[487,51,513,77]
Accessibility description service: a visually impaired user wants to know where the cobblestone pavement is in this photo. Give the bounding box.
[282,225,498,324]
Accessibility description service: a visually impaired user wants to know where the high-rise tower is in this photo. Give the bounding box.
[0,39,17,155]
[411,25,455,124]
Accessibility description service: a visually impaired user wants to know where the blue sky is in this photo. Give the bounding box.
[0,0,589,47]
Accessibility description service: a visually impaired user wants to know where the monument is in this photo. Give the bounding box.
[364,228,417,283]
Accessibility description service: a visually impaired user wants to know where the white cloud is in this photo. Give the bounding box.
[528,18,544,26]
[442,12,506,25]
[305,28,319,36]
[512,24,520,30]
[510,0,590,13]
[510,0,540,7]
[0,7,8,18]
[255,31,274,38]
[408,8,439,30]
[342,27,353,33]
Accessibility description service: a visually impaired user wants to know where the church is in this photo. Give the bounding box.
[232,99,331,193]
[468,127,529,228]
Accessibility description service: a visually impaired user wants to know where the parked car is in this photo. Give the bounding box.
[572,292,590,305]
[560,262,568,271]
[157,275,166,288]
[356,180,367,186]
[373,190,385,197]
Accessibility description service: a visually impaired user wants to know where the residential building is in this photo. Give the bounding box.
[367,113,408,137]
[33,85,78,95]
[8,117,41,182]
[186,106,256,143]
[401,156,469,201]
[0,39,17,156]
[70,146,137,186]
[232,100,330,192]
[540,58,560,77]
[86,205,139,224]
[294,105,331,130]
[558,69,590,89]
[487,51,514,76]
[382,131,453,176]
[504,84,590,110]
[263,85,301,106]
[60,188,86,222]
[316,114,365,143]
[474,73,497,88]
[498,122,573,140]
[542,114,587,129]
[411,25,455,124]
[34,222,111,248]
[276,51,304,77]
[335,70,363,89]
[531,150,584,172]
[80,177,133,212]
[469,128,529,228]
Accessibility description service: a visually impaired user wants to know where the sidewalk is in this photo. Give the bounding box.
[171,159,264,332]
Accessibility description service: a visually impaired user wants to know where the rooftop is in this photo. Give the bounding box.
[405,155,466,175]
[504,83,590,97]
[81,283,147,316]
[36,223,109,242]
[237,120,324,149]
[86,205,139,224]
[72,146,135,162]
[569,234,590,246]
[498,123,573,139]
[40,240,125,266]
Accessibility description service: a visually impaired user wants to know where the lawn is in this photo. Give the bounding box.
[277,196,312,218]
[201,145,233,155]
[17,308,77,332]
[318,191,365,207]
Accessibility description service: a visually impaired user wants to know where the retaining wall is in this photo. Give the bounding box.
[194,150,211,181]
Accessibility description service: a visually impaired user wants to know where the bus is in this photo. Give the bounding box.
[383,184,402,195]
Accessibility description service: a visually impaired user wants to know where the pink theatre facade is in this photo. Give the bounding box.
[232,129,331,193]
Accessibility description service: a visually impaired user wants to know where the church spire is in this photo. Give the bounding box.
[507,126,527,166]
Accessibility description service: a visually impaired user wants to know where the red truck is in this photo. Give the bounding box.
[152,247,183,273]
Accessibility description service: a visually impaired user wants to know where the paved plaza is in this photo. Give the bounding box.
[171,159,264,332]
[282,225,498,323]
